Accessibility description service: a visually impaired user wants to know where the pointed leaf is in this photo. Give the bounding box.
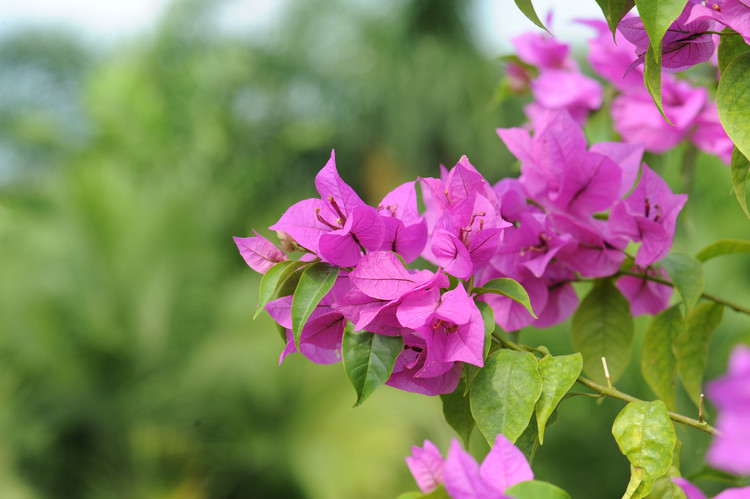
[440,378,474,446]
[634,0,689,54]
[645,475,687,499]
[342,328,403,407]
[516,409,558,462]
[641,305,684,411]
[643,44,670,122]
[571,280,634,385]
[474,278,537,318]
[718,52,750,162]
[470,349,542,445]
[729,147,750,220]
[718,28,750,75]
[612,400,676,499]
[674,302,724,408]
[505,480,571,499]
[661,253,704,312]
[291,263,339,347]
[256,260,306,319]
[513,0,550,34]
[535,354,583,444]
[594,0,636,38]
[695,239,750,263]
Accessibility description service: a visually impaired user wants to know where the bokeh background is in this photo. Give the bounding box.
[1,0,748,497]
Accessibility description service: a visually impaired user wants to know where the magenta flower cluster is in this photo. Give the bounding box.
[234,104,688,395]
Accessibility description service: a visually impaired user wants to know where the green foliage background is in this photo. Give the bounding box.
[0,0,747,497]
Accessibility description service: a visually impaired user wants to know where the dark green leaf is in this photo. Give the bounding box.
[473,278,537,318]
[594,0,636,38]
[612,400,676,499]
[641,305,684,411]
[718,28,750,75]
[440,378,474,446]
[516,409,558,462]
[255,260,304,319]
[342,328,403,407]
[695,239,750,263]
[571,280,634,385]
[513,0,550,34]
[535,354,582,444]
[661,253,704,312]
[718,52,750,162]
[291,262,339,347]
[644,45,670,122]
[675,302,724,408]
[730,147,750,220]
[506,480,571,499]
[470,349,542,444]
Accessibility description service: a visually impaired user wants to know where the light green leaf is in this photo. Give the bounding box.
[470,349,542,444]
[342,328,403,407]
[718,52,750,162]
[645,474,687,499]
[473,278,537,318]
[571,280,634,385]
[730,147,750,220]
[397,486,451,499]
[291,262,339,347]
[594,0,636,38]
[506,480,571,499]
[696,239,750,262]
[535,354,582,444]
[718,28,750,75]
[440,377,474,446]
[674,302,724,408]
[255,260,305,319]
[661,253,704,312]
[644,45,669,122]
[612,400,676,499]
[641,305,684,411]
[513,0,550,34]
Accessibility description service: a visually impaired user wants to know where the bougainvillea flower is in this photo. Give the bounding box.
[705,344,750,475]
[525,69,603,127]
[686,0,750,44]
[377,181,428,263]
[397,283,485,375]
[588,141,644,198]
[611,78,707,154]
[406,435,533,498]
[498,111,622,218]
[609,164,688,267]
[616,267,673,316]
[691,101,734,165]
[269,150,384,267]
[619,4,718,73]
[550,213,626,277]
[511,31,573,70]
[233,231,286,273]
[673,476,750,499]
[579,19,644,92]
[534,262,579,328]
[386,334,463,396]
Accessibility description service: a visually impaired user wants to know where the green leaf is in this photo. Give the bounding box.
[341,328,403,407]
[641,305,684,411]
[729,146,750,220]
[505,480,571,499]
[470,349,542,444]
[397,486,451,499]
[612,400,676,499]
[645,474,687,499]
[535,354,582,444]
[440,377,474,446]
[255,260,305,319]
[718,52,750,162]
[635,0,688,120]
[516,409,558,462]
[513,0,550,34]
[290,262,339,347]
[661,253,704,312]
[718,28,750,75]
[571,280,634,385]
[473,278,537,318]
[594,0,636,38]
[695,239,750,263]
[674,302,724,408]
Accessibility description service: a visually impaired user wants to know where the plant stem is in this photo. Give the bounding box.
[491,334,719,436]
[618,269,750,316]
